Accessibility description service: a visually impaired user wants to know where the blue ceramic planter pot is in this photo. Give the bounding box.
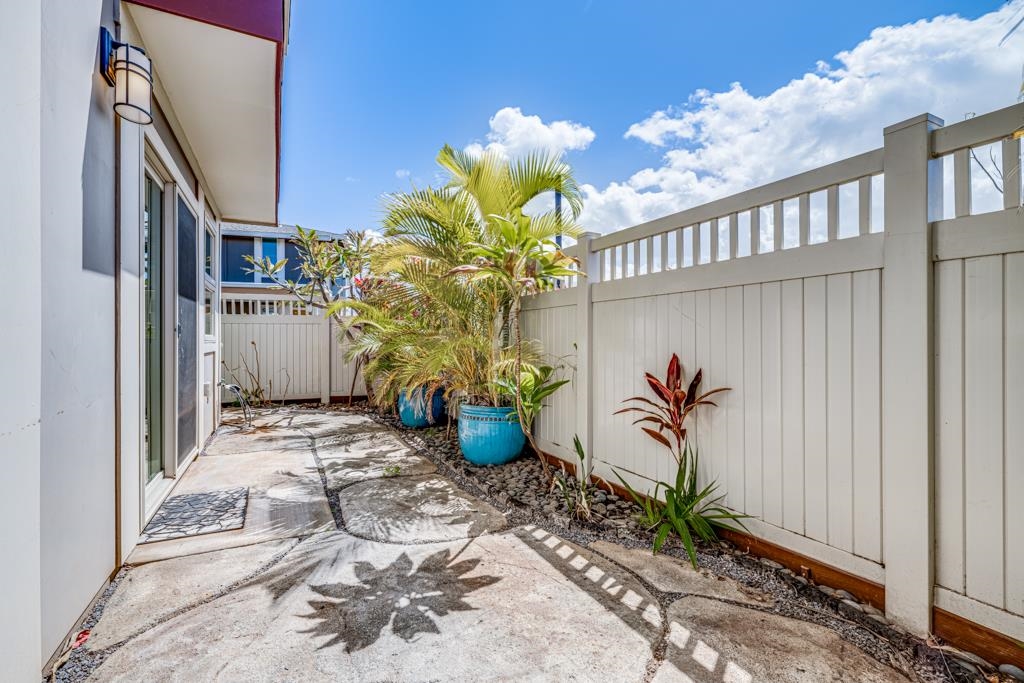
[397,387,445,428]
[457,404,525,465]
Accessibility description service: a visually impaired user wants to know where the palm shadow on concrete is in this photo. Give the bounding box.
[297,546,501,652]
[339,476,505,542]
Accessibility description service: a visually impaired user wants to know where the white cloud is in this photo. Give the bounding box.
[466,107,596,159]
[395,168,411,179]
[581,3,1024,234]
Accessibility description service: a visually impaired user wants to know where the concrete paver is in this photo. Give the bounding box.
[590,540,773,606]
[653,596,909,683]
[87,539,297,651]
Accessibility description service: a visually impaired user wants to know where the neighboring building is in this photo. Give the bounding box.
[220,222,347,292]
[0,1,290,677]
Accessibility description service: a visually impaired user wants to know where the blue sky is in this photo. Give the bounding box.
[278,0,1015,233]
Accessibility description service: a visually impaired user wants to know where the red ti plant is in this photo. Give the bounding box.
[614,353,729,465]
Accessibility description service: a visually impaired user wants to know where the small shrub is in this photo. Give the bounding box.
[610,353,746,568]
[613,443,746,568]
[551,435,593,521]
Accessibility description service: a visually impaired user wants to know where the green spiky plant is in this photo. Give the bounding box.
[610,353,747,568]
[551,434,593,521]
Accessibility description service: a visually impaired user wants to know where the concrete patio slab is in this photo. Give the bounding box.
[221,408,382,438]
[337,475,506,543]
[590,540,773,606]
[87,539,297,651]
[89,529,660,682]
[652,595,910,683]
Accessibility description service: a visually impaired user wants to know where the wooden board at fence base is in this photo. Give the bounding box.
[933,607,1024,669]
[541,445,1024,669]
[538,449,885,611]
[715,527,885,611]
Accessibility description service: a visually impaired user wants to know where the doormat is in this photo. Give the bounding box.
[140,486,248,543]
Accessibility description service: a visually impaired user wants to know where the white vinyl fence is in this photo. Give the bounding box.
[220,293,363,403]
[523,104,1024,643]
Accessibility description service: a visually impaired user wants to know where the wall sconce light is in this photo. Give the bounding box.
[100,27,153,125]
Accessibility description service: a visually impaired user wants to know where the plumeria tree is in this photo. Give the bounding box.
[246,227,379,403]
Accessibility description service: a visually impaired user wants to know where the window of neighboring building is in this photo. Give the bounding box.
[260,238,278,283]
[221,236,254,283]
[285,240,305,282]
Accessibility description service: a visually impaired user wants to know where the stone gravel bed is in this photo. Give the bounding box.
[321,401,1013,683]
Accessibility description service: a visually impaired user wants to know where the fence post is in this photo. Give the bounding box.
[575,232,600,477]
[880,113,944,635]
[320,312,331,405]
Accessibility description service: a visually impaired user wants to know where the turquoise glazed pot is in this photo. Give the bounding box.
[397,387,445,428]
[457,404,524,465]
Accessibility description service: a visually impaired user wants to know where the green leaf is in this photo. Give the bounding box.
[653,524,671,554]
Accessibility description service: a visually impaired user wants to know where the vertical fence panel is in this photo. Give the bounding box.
[761,281,783,527]
[689,290,713,487]
[826,273,854,553]
[674,292,694,483]
[521,304,579,459]
[780,279,805,535]
[803,276,829,544]
[963,255,1004,609]
[725,286,746,511]
[935,260,965,593]
[852,269,882,562]
[742,284,763,518]
[707,288,729,499]
[1005,253,1024,617]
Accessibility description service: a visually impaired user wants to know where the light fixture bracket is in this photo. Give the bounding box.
[100,26,147,87]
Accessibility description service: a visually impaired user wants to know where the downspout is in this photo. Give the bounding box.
[113,118,122,572]
[111,3,123,573]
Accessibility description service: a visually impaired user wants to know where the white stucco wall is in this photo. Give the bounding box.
[39,0,118,664]
[1,3,237,674]
[0,3,43,681]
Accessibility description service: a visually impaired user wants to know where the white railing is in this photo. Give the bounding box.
[589,148,883,283]
[220,292,363,403]
[221,291,324,317]
[524,102,1024,645]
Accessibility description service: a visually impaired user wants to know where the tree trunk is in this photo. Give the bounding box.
[347,355,362,406]
[332,314,374,406]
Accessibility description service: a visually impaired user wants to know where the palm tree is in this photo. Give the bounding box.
[449,211,580,470]
[347,145,584,473]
